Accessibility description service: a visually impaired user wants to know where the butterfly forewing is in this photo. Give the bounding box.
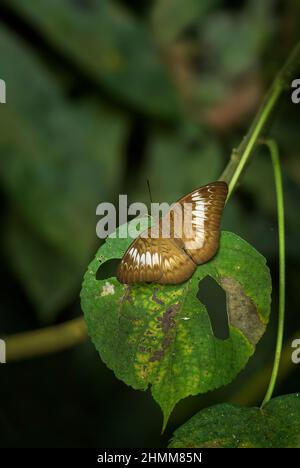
[117,181,227,284]
[179,181,228,264]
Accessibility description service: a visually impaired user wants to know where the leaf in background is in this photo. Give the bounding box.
[202,2,272,79]
[4,216,81,322]
[151,0,219,44]
[169,394,300,448]
[0,25,128,321]
[81,225,271,428]
[190,1,273,109]
[4,0,179,118]
[133,125,222,204]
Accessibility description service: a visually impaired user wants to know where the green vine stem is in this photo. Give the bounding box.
[2,41,300,362]
[223,84,281,198]
[260,139,285,408]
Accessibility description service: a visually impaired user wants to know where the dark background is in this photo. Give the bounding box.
[0,0,299,448]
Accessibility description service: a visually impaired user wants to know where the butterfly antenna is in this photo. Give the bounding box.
[147,179,153,206]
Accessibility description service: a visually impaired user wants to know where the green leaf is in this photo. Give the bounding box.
[151,0,219,44]
[169,394,300,448]
[81,225,271,428]
[0,25,128,320]
[4,0,179,118]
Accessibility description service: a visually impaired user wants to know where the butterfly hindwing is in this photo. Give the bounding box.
[117,233,196,284]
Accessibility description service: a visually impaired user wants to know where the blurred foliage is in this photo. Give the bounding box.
[140,125,222,203]
[0,0,299,448]
[5,0,179,117]
[0,23,127,320]
[151,0,219,44]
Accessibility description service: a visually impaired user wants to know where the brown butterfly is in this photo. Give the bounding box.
[117,181,228,284]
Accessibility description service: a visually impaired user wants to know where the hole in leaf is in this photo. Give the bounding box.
[197,276,229,340]
[96,259,120,280]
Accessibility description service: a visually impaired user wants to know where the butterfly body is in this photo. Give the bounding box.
[117,181,228,285]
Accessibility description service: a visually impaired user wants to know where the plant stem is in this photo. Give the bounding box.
[226,83,281,199]
[5,317,87,362]
[260,139,285,408]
